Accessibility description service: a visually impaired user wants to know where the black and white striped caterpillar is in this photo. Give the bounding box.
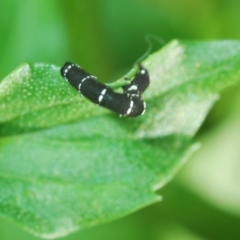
[60,62,150,117]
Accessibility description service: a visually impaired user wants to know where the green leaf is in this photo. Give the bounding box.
[179,88,240,217]
[0,63,104,135]
[1,40,240,239]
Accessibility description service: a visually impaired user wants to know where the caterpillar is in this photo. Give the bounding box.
[60,62,149,117]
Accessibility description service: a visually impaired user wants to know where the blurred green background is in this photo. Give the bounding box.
[1,0,240,239]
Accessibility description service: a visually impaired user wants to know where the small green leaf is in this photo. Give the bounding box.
[1,40,240,238]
